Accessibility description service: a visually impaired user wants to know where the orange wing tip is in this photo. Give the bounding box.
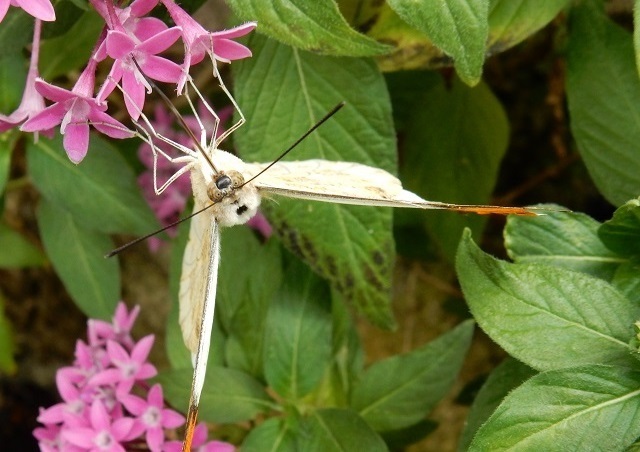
[449,205,571,216]
[182,405,199,451]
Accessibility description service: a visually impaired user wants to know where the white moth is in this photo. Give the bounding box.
[136,80,538,450]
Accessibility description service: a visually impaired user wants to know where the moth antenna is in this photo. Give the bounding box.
[240,102,346,187]
[104,202,217,258]
[130,58,220,175]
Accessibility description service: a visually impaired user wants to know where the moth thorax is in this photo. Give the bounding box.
[208,170,245,202]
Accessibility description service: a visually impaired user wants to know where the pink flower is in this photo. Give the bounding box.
[63,400,135,452]
[0,0,55,23]
[88,302,140,350]
[160,0,255,92]
[165,423,236,452]
[21,59,134,163]
[97,25,183,119]
[120,384,185,451]
[0,19,47,132]
[37,368,87,425]
[89,335,157,392]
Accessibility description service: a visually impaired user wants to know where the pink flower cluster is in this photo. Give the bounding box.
[33,302,234,452]
[1,0,256,163]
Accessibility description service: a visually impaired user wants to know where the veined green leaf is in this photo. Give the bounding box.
[470,365,640,451]
[611,261,640,305]
[263,259,332,400]
[234,35,397,329]
[598,197,640,257]
[299,408,387,451]
[156,367,275,423]
[387,0,489,85]
[505,205,625,280]
[488,0,569,53]
[27,134,159,236]
[351,320,474,432]
[456,230,639,371]
[458,358,536,451]
[567,2,640,205]
[226,0,390,56]
[242,417,297,452]
[37,199,120,320]
[0,220,45,268]
[222,227,282,377]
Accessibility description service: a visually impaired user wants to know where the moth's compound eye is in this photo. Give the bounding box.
[227,170,245,188]
[215,174,233,190]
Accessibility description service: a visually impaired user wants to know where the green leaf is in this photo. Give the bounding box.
[469,365,640,451]
[0,52,26,113]
[0,131,17,195]
[380,419,438,451]
[504,205,625,280]
[234,35,397,329]
[0,294,16,374]
[264,259,332,400]
[299,408,387,451]
[487,0,569,52]
[456,230,640,371]
[635,0,640,78]
[0,221,45,268]
[351,320,474,432]
[156,367,275,423]
[599,197,640,257]
[242,418,297,452]
[41,0,85,39]
[221,227,282,377]
[37,199,120,319]
[611,260,640,305]
[567,2,640,206]
[458,358,536,451]
[27,134,159,236]
[40,10,103,79]
[0,9,33,58]
[387,0,489,85]
[226,0,389,56]
[399,77,509,261]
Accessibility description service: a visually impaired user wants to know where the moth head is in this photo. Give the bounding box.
[207,170,245,202]
[207,170,261,227]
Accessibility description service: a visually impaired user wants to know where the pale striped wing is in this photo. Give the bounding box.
[244,160,537,215]
[178,200,221,449]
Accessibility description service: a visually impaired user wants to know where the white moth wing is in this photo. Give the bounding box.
[244,159,426,207]
[243,160,538,216]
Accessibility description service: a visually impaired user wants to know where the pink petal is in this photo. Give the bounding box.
[130,0,158,17]
[15,0,55,21]
[63,122,90,163]
[88,110,134,139]
[62,427,96,448]
[34,79,75,103]
[89,400,111,430]
[97,62,124,103]
[147,427,164,451]
[115,303,140,332]
[88,319,115,345]
[106,30,136,59]
[107,340,130,364]
[136,362,157,380]
[139,54,182,83]
[88,368,122,387]
[122,70,146,120]
[37,403,65,424]
[212,22,257,39]
[138,26,182,54]
[133,17,168,41]
[214,39,253,61]
[119,393,146,416]
[147,384,163,406]
[0,1,10,23]
[56,369,80,401]
[20,103,65,131]
[112,417,135,441]
[131,335,154,363]
[192,423,208,445]
[161,409,185,429]
[207,440,236,452]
